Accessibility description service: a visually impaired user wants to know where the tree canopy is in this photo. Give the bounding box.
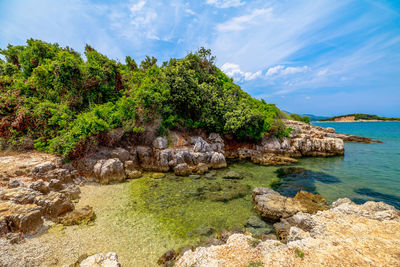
[0,39,287,158]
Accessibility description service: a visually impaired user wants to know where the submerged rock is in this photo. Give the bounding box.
[80,252,121,267]
[195,225,215,236]
[152,172,166,179]
[56,205,95,226]
[223,171,243,180]
[246,216,268,229]
[272,167,340,197]
[157,249,177,266]
[204,182,250,202]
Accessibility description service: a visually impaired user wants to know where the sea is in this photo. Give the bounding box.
[298,122,400,208]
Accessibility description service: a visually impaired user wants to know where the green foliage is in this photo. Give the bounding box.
[301,116,310,123]
[289,113,310,124]
[0,39,289,157]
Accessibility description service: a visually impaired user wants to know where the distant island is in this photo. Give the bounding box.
[319,114,400,122]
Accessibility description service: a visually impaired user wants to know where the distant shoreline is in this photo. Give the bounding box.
[317,120,400,123]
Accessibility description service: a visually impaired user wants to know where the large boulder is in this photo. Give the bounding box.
[93,159,126,184]
[210,152,227,169]
[174,163,191,176]
[110,148,130,162]
[252,188,327,221]
[136,146,154,170]
[0,202,43,236]
[34,192,74,218]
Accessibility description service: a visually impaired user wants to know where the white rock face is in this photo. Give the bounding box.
[93,159,126,184]
[80,252,121,267]
[210,152,227,169]
[193,137,211,153]
[110,148,130,162]
[153,137,168,149]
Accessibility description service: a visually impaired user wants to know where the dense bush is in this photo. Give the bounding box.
[0,39,287,157]
[289,113,310,123]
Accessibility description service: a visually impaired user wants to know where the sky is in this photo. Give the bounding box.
[0,0,399,116]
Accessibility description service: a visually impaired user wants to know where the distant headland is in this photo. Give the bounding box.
[319,114,400,122]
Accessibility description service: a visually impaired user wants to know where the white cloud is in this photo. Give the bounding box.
[216,8,273,32]
[266,65,309,77]
[265,65,284,76]
[130,0,146,13]
[206,0,244,8]
[221,62,261,81]
[185,8,196,15]
[245,71,261,81]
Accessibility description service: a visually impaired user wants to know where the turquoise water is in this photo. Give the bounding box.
[297,122,400,207]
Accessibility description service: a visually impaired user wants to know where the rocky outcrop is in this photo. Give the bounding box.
[80,252,121,267]
[252,188,327,221]
[284,119,382,144]
[0,152,85,238]
[176,198,400,267]
[0,202,43,236]
[73,120,379,179]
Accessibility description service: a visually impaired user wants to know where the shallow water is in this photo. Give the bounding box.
[31,122,400,266]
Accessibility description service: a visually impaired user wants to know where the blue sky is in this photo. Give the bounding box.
[1,0,399,116]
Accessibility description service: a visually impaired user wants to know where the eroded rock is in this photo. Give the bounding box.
[94,158,126,184]
[252,188,327,221]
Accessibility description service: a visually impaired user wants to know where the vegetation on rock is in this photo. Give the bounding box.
[0,39,287,158]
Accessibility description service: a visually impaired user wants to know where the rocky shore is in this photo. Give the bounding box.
[74,119,377,185]
[0,120,387,266]
[176,188,400,266]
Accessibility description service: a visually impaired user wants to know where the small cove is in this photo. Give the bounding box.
[31,122,400,266]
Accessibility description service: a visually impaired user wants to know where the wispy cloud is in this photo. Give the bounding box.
[265,65,309,77]
[216,8,273,32]
[205,0,244,8]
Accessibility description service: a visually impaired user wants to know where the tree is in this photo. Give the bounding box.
[140,56,157,70]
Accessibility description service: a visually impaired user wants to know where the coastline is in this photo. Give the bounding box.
[0,120,393,266]
[317,120,400,123]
